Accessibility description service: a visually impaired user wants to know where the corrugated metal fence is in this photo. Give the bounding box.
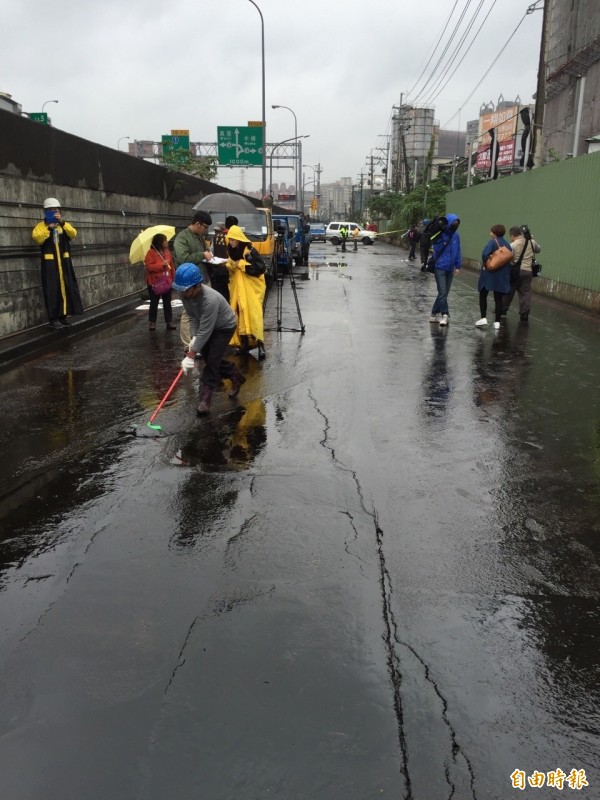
[448,151,600,312]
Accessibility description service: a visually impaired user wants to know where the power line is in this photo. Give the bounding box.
[423,0,498,108]
[412,0,476,106]
[420,0,489,107]
[442,11,528,127]
[406,0,460,100]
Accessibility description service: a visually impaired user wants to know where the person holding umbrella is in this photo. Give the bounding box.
[173,263,245,416]
[144,232,176,331]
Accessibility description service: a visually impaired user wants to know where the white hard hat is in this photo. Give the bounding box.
[43,197,61,209]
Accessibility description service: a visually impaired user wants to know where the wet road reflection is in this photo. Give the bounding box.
[0,242,599,799]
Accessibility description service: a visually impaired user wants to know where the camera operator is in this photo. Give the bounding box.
[504,225,541,323]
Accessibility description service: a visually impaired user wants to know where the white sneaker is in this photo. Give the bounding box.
[493,321,500,329]
[429,314,440,323]
[439,314,449,326]
[475,317,488,327]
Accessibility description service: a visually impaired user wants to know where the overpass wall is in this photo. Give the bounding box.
[0,109,261,337]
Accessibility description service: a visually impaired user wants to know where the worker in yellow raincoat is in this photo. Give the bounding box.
[225,225,266,358]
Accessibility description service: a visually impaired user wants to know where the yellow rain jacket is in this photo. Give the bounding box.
[226,226,266,349]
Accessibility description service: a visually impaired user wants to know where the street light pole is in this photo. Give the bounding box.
[247,0,266,196]
[42,99,58,113]
[269,135,310,196]
[272,105,298,200]
[117,136,130,151]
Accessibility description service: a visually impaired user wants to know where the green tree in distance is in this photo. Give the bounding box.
[161,149,218,181]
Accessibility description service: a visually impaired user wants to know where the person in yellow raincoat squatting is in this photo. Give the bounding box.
[225,225,266,359]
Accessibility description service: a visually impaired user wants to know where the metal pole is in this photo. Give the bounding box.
[299,140,303,211]
[247,0,266,196]
[531,0,548,168]
[466,141,473,187]
[269,135,309,196]
[572,74,586,157]
[272,105,298,199]
[42,100,58,113]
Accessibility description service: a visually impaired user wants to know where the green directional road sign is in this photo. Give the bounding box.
[29,112,48,125]
[217,126,263,166]
[161,134,190,154]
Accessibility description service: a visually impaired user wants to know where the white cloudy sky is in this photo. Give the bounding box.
[3,0,542,192]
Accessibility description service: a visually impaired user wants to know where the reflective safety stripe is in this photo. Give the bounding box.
[44,253,55,260]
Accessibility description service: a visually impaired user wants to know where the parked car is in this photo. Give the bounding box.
[325,222,376,245]
[309,222,327,242]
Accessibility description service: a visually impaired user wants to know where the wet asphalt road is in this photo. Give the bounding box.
[0,241,599,800]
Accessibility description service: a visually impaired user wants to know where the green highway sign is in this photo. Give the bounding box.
[29,112,48,125]
[217,126,263,166]
[161,134,190,154]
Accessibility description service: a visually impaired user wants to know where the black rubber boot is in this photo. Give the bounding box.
[228,370,247,399]
[196,385,213,416]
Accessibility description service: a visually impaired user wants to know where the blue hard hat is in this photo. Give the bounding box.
[172,263,203,291]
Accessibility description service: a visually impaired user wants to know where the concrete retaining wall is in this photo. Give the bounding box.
[0,109,267,337]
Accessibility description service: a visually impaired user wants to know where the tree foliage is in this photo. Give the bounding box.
[368,168,485,234]
[161,150,218,181]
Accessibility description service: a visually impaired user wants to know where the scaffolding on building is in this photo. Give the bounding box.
[545,34,600,100]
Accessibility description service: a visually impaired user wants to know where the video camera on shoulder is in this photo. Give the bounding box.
[520,224,532,239]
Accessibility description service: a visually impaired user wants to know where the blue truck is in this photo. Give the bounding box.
[272,216,293,275]
[273,214,310,266]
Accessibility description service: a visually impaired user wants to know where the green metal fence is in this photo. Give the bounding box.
[448,151,600,312]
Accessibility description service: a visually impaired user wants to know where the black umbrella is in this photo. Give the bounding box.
[193,192,257,214]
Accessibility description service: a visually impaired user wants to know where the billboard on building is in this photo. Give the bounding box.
[475,106,518,171]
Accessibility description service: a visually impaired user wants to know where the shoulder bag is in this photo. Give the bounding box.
[485,236,512,272]
[150,246,173,295]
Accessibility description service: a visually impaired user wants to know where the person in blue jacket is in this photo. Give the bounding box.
[475,224,512,330]
[429,214,461,326]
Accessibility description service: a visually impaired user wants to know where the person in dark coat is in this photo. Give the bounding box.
[210,215,238,302]
[475,224,512,330]
[407,225,421,260]
[31,197,84,329]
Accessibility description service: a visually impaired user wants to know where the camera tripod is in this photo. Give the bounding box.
[265,263,305,334]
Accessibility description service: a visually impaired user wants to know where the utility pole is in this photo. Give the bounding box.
[401,121,411,192]
[377,134,390,191]
[531,0,549,168]
[358,171,365,215]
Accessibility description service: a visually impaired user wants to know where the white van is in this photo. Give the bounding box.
[325,222,376,245]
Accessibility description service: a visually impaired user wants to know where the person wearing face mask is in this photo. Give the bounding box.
[32,197,84,329]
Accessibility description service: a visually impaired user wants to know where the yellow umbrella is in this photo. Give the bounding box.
[129,225,176,264]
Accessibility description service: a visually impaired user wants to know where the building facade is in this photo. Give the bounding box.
[543,0,600,160]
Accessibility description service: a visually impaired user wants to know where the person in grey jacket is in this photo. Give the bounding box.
[173,263,245,416]
[504,225,541,322]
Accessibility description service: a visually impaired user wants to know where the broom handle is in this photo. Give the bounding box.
[149,369,184,424]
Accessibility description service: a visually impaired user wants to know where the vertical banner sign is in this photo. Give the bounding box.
[476,106,518,172]
[519,108,533,170]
